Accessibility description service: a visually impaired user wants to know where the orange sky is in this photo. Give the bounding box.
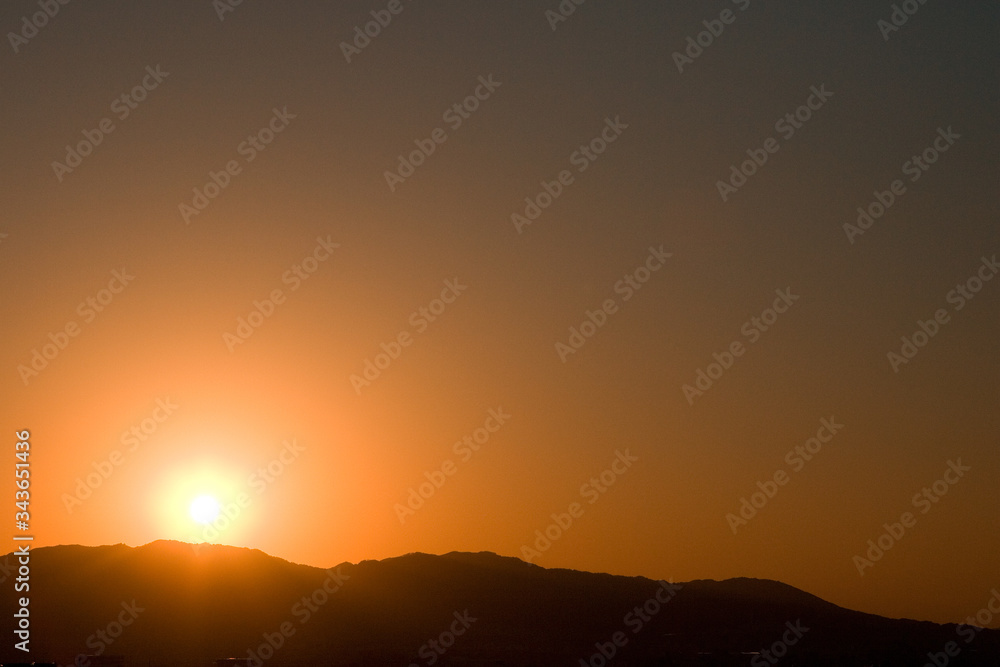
[2,0,997,626]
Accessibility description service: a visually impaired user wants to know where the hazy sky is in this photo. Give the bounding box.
[2,0,997,625]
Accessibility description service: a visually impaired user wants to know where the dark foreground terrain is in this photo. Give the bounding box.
[2,541,998,666]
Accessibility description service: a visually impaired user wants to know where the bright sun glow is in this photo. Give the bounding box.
[152,459,251,542]
[189,494,221,525]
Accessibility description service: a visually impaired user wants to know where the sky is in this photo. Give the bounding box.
[1,0,997,626]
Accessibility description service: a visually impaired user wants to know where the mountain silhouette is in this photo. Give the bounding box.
[2,541,997,666]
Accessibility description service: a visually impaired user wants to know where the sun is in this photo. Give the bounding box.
[189,494,221,525]
[153,460,251,542]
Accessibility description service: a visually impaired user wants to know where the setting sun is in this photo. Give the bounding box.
[189,494,221,525]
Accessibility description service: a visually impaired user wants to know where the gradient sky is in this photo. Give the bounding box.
[2,0,997,626]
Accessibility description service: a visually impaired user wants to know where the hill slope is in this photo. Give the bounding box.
[1,541,997,666]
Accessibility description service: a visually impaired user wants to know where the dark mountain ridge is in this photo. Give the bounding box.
[2,540,997,666]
